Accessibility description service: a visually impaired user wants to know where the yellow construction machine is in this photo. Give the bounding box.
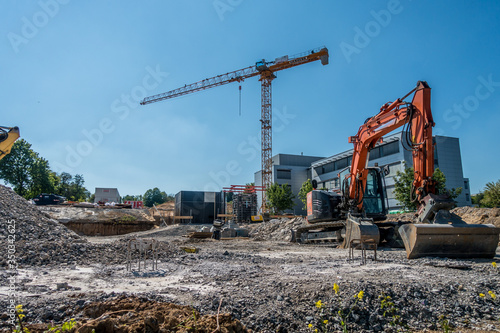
[0,126,20,161]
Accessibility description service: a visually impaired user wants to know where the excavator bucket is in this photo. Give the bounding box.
[341,214,380,249]
[399,223,500,259]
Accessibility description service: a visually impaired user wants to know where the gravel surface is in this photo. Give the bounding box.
[1,185,500,332]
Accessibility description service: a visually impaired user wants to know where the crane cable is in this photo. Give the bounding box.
[239,85,242,116]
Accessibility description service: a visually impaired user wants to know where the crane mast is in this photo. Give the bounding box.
[141,47,329,212]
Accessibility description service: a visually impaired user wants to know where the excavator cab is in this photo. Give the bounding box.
[339,167,387,220]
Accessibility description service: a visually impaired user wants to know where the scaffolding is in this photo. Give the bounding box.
[233,193,257,223]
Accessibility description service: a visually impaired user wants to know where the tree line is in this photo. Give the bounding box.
[122,188,175,207]
[0,139,89,201]
[472,180,500,208]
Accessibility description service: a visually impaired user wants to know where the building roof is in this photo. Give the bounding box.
[311,132,401,168]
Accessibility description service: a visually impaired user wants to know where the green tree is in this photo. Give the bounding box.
[471,192,484,206]
[123,194,144,201]
[143,187,169,207]
[68,174,87,201]
[480,180,500,207]
[266,182,295,214]
[56,172,73,198]
[298,179,313,210]
[0,139,37,198]
[28,157,56,198]
[0,139,90,200]
[394,164,462,211]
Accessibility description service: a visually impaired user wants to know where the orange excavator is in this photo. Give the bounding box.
[299,81,499,259]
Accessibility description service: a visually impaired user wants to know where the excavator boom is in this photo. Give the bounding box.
[0,126,20,161]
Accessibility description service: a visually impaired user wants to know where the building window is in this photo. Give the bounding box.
[434,144,439,167]
[466,193,470,202]
[335,157,348,170]
[323,162,334,174]
[382,141,399,156]
[324,178,340,190]
[464,180,469,190]
[277,169,291,180]
[369,141,399,161]
[370,147,381,160]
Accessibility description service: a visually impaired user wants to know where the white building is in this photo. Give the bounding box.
[94,188,121,204]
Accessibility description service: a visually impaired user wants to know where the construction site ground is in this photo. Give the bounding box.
[1,185,500,332]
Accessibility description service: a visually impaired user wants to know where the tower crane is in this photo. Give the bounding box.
[141,46,329,211]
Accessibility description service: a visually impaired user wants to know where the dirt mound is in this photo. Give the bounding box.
[39,206,155,223]
[70,296,248,333]
[452,206,500,227]
[248,217,306,241]
[149,202,175,217]
[383,207,500,228]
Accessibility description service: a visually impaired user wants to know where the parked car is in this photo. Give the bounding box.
[33,193,66,205]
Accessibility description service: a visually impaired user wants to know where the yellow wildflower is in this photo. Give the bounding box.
[479,293,485,298]
[488,291,496,300]
[357,291,364,300]
[333,283,339,295]
[18,314,25,320]
[315,300,323,308]
[308,323,313,328]
[323,319,329,325]
[314,330,318,333]
[492,262,497,268]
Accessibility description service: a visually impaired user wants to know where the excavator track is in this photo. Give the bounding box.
[292,221,345,244]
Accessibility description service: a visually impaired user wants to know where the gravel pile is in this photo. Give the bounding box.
[0,185,81,242]
[0,185,180,267]
[0,185,82,267]
[248,217,306,241]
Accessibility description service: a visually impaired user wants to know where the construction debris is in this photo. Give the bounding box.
[2,185,500,332]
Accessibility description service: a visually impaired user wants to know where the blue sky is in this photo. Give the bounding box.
[2,0,499,196]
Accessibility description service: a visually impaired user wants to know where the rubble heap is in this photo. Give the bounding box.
[0,185,179,267]
[248,217,306,241]
[0,185,81,242]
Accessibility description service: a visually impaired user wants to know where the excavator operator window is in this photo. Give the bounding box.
[363,169,384,215]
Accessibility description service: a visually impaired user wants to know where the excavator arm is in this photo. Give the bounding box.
[0,126,20,161]
[346,81,434,212]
